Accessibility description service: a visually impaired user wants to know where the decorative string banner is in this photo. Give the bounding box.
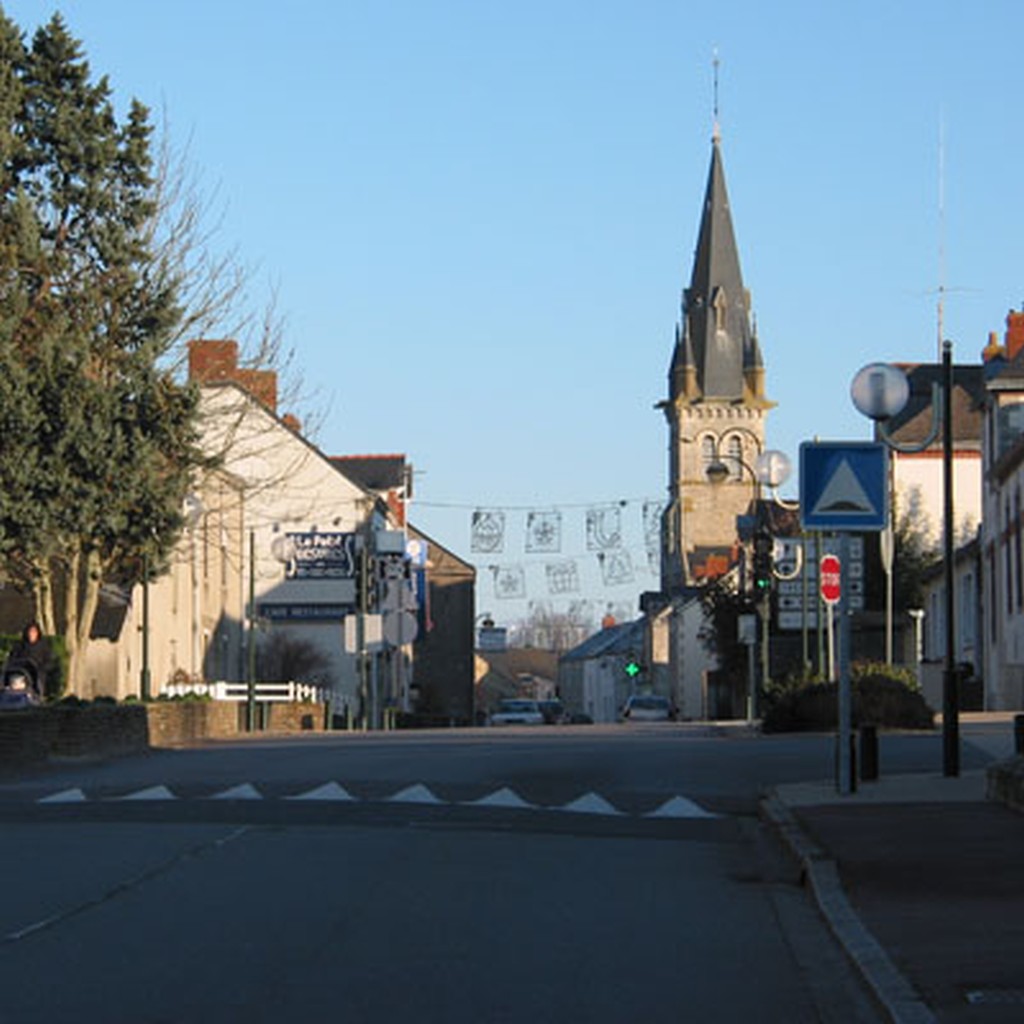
[642,500,664,553]
[471,510,506,553]
[526,510,562,553]
[443,497,664,602]
[545,560,580,595]
[586,504,623,551]
[490,565,526,599]
[598,550,634,586]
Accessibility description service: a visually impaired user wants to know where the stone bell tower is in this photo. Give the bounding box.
[659,126,774,592]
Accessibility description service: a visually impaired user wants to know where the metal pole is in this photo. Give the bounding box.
[747,635,756,723]
[837,532,853,795]
[247,529,256,732]
[140,551,151,701]
[801,532,810,675]
[942,339,960,776]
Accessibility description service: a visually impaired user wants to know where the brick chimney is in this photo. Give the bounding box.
[1006,310,1024,362]
[188,339,278,412]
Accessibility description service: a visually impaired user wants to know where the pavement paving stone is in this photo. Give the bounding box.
[768,751,1024,1024]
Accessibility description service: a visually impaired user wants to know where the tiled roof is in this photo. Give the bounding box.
[881,363,984,449]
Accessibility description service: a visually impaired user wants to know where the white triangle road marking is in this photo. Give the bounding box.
[558,792,624,816]
[645,795,718,819]
[464,787,536,810]
[117,785,177,802]
[287,782,356,802]
[38,788,87,804]
[209,784,263,801]
[387,783,442,805]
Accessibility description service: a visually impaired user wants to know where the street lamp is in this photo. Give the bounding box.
[705,437,793,720]
[851,346,958,777]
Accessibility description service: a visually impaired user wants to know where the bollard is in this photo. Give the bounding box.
[1015,714,1024,756]
[860,725,879,781]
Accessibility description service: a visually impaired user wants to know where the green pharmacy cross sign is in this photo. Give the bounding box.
[624,660,642,678]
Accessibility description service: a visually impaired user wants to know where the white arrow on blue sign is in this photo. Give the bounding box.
[799,441,889,532]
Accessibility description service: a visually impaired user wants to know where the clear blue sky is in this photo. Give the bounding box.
[6,1,1023,627]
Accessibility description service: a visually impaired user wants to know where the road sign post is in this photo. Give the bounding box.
[800,443,888,797]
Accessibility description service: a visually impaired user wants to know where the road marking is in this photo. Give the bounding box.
[116,785,177,801]
[387,783,443,804]
[208,784,263,800]
[287,782,355,802]
[463,787,536,809]
[37,788,87,804]
[31,783,717,819]
[645,796,718,819]
[559,792,624,816]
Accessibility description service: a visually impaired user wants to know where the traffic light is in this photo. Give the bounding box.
[752,526,773,594]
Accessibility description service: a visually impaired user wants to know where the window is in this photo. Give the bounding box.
[701,435,716,472]
[960,572,975,653]
[1016,488,1023,612]
[1006,498,1014,614]
[727,435,743,480]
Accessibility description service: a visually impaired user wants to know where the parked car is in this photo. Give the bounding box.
[620,694,673,722]
[488,699,545,726]
[538,699,568,725]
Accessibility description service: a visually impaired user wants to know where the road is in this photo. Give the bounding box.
[0,722,1001,1023]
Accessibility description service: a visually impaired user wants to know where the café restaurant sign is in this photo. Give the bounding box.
[284,532,358,579]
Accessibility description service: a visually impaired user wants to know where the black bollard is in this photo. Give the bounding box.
[860,725,879,781]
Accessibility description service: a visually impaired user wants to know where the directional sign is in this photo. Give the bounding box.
[799,441,888,531]
[820,554,841,604]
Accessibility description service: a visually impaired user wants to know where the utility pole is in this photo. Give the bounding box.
[247,529,257,731]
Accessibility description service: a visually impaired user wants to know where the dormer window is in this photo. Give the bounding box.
[712,288,727,332]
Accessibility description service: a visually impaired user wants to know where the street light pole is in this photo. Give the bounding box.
[941,340,959,776]
[851,355,958,777]
[140,550,151,701]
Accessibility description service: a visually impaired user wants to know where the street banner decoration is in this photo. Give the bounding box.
[586,504,622,550]
[598,549,634,585]
[545,560,580,594]
[491,565,526,599]
[525,510,562,553]
[471,509,506,553]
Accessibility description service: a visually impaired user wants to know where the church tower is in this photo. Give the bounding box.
[660,126,774,592]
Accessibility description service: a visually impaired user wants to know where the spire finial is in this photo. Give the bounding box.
[712,48,721,143]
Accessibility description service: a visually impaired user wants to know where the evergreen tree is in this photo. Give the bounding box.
[0,13,207,689]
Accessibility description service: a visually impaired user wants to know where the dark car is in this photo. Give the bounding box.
[538,699,567,724]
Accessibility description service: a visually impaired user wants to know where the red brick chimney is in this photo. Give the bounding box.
[1005,310,1024,362]
[188,339,278,412]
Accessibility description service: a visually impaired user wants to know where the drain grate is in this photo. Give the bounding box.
[964,988,1024,1006]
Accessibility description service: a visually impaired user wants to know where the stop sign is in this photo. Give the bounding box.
[820,554,841,604]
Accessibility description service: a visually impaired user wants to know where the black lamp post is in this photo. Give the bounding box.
[851,351,958,776]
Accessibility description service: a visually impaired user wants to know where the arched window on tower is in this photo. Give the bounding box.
[701,435,716,474]
[727,435,743,481]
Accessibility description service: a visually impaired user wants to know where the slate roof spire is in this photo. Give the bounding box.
[669,131,766,405]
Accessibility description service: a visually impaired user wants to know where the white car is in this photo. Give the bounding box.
[488,699,545,726]
[621,694,673,722]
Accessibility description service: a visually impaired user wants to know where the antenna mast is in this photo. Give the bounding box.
[712,48,721,142]
[937,112,946,361]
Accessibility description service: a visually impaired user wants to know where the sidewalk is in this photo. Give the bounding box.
[763,747,1024,1023]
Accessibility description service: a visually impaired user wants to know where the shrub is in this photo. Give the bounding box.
[761,662,935,733]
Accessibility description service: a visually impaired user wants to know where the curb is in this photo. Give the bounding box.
[760,792,937,1024]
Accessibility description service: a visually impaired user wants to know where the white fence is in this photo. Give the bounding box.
[160,681,329,704]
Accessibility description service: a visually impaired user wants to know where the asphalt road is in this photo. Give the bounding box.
[0,723,989,1023]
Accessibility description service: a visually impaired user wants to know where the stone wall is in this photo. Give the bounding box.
[0,701,328,770]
